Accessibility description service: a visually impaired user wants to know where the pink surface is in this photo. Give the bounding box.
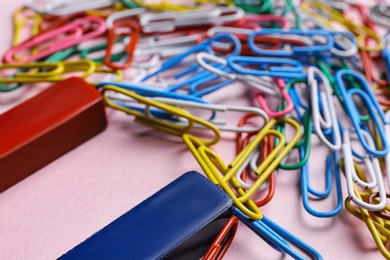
[0,2,385,260]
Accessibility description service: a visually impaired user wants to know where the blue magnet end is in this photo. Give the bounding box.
[60,171,233,259]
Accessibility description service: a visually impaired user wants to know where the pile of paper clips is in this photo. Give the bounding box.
[3,0,390,259]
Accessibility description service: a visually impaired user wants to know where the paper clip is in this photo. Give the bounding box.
[3,16,106,63]
[106,8,146,29]
[248,29,334,57]
[199,118,300,219]
[12,7,42,48]
[234,118,276,207]
[315,0,357,10]
[308,66,341,151]
[300,136,343,218]
[150,97,269,133]
[133,0,233,11]
[141,33,241,86]
[133,0,197,11]
[227,56,305,78]
[102,85,220,146]
[342,129,387,211]
[0,62,63,83]
[183,134,263,220]
[370,4,390,28]
[105,20,140,69]
[140,7,244,34]
[196,52,281,97]
[232,0,273,14]
[368,192,390,221]
[383,111,390,189]
[279,110,312,170]
[202,216,238,260]
[336,70,388,157]
[254,78,294,118]
[0,60,97,83]
[234,208,324,260]
[97,81,208,105]
[344,195,390,259]
[24,0,118,16]
[359,49,389,87]
[121,0,139,8]
[301,1,383,52]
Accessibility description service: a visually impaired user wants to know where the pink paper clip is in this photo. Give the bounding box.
[3,16,106,63]
[254,78,294,118]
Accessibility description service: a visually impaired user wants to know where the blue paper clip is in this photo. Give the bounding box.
[300,134,343,218]
[227,56,305,78]
[188,73,233,97]
[141,33,241,84]
[336,70,389,158]
[247,29,334,57]
[233,208,324,260]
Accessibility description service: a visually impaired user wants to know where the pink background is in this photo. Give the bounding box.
[0,1,385,259]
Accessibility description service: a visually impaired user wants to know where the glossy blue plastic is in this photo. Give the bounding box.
[60,171,233,259]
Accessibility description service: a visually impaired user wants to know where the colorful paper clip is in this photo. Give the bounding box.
[140,6,244,34]
[344,193,390,259]
[150,97,269,133]
[24,0,118,16]
[301,1,384,52]
[12,7,42,48]
[341,129,387,211]
[308,66,341,151]
[101,84,220,146]
[105,20,140,69]
[336,70,388,158]
[196,52,282,97]
[370,3,390,28]
[300,138,343,218]
[3,16,106,63]
[227,56,305,78]
[202,216,238,260]
[182,133,263,220]
[248,29,334,57]
[0,60,96,83]
[234,208,324,260]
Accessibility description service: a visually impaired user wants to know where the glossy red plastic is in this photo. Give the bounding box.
[0,77,107,191]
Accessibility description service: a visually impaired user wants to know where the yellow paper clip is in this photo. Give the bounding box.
[301,2,384,52]
[102,85,221,146]
[0,60,96,83]
[88,64,123,86]
[134,0,197,11]
[184,118,300,220]
[339,158,390,259]
[183,133,262,220]
[0,62,64,83]
[13,7,42,48]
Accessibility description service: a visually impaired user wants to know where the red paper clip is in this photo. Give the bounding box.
[104,20,140,69]
[202,216,239,260]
